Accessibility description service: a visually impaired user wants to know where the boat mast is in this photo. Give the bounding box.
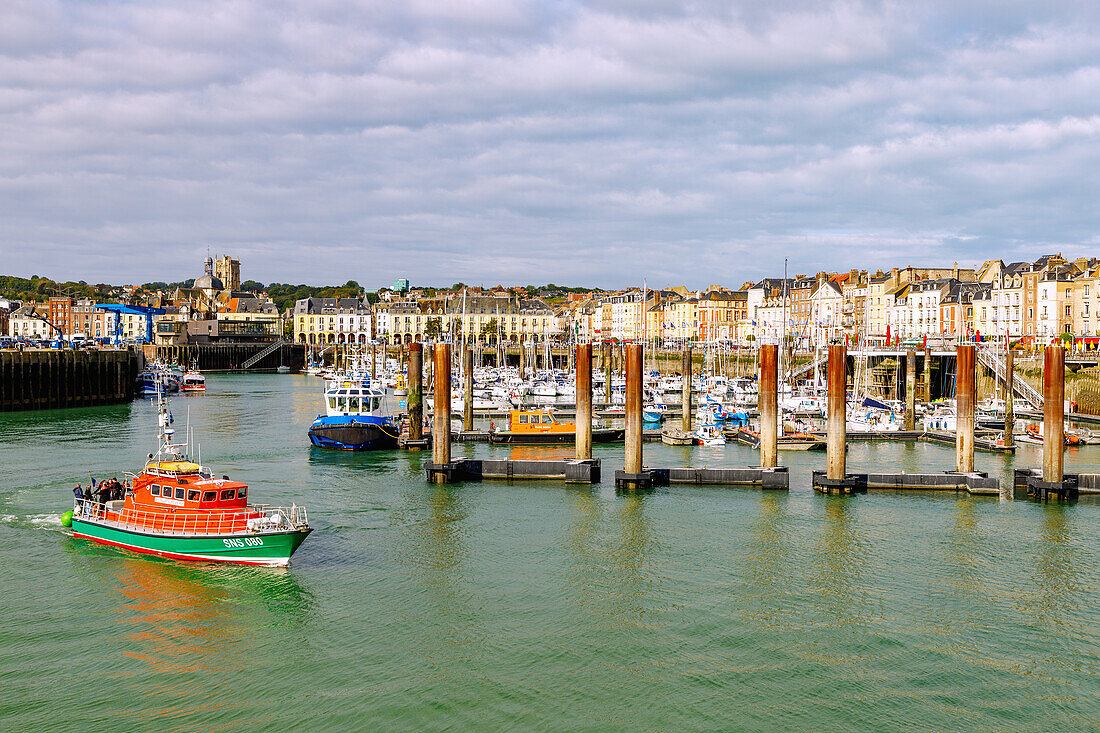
[781,258,788,385]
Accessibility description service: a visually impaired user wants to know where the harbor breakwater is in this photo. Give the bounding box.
[0,348,139,412]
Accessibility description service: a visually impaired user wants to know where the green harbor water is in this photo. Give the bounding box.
[1,374,1097,731]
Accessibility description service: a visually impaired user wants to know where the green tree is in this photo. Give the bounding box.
[480,318,499,338]
[425,317,443,340]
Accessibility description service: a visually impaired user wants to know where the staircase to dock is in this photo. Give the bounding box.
[977,347,1042,409]
[239,339,287,370]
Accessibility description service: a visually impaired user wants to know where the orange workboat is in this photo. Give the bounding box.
[488,408,624,445]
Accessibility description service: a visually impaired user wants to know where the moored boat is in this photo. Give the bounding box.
[181,370,206,393]
[309,377,399,450]
[63,392,311,566]
[488,408,624,444]
[660,427,695,445]
[694,424,726,446]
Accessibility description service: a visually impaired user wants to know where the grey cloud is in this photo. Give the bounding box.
[1,1,1099,288]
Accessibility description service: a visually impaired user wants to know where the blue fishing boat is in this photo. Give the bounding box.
[308,377,399,450]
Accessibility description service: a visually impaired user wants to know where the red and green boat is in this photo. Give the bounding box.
[64,393,311,567]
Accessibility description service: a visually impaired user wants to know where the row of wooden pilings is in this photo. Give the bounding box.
[414,340,1074,498]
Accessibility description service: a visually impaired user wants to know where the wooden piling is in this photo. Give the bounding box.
[681,347,693,432]
[956,344,975,473]
[1004,348,1014,448]
[827,344,846,480]
[624,344,643,475]
[1042,345,1064,483]
[463,347,474,432]
[576,343,592,460]
[760,345,778,468]
[904,350,916,431]
[408,343,423,441]
[433,343,452,480]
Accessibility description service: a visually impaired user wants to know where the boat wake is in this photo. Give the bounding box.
[2,512,68,531]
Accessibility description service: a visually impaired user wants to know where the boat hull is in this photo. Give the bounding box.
[71,517,311,567]
[308,417,399,450]
[488,428,625,445]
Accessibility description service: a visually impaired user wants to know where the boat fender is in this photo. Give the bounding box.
[61,511,73,528]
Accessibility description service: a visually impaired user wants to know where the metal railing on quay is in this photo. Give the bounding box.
[72,500,308,536]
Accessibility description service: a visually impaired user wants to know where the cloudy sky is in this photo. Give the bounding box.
[2,1,1099,288]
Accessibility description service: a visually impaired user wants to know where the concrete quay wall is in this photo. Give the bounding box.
[0,349,139,412]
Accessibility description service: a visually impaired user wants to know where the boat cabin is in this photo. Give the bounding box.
[325,382,386,417]
[130,461,248,513]
[507,409,574,434]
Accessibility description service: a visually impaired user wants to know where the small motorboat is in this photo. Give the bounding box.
[1016,425,1044,444]
[181,370,206,393]
[694,424,726,446]
[661,427,695,446]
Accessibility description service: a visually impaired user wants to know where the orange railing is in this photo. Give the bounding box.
[73,500,308,536]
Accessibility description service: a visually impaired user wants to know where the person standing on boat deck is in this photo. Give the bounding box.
[73,485,84,513]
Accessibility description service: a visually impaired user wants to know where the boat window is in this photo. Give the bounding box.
[187,490,199,502]
[518,414,529,424]
[174,487,185,500]
[202,491,217,502]
[338,389,348,396]
[237,488,246,499]
[221,489,235,501]
[542,414,554,423]
[337,397,347,412]
[372,398,381,412]
[328,397,337,410]
[349,396,360,412]
[150,485,160,496]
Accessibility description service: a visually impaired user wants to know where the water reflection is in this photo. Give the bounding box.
[398,485,468,582]
[810,497,867,626]
[507,445,574,461]
[394,483,486,674]
[1023,505,1082,626]
[109,557,313,725]
[740,493,791,628]
[606,494,656,624]
[563,489,602,613]
[561,489,656,625]
[945,500,981,599]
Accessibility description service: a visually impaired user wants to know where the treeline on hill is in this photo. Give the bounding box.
[262,282,375,311]
[3,274,596,309]
[436,283,601,299]
[0,275,115,303]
